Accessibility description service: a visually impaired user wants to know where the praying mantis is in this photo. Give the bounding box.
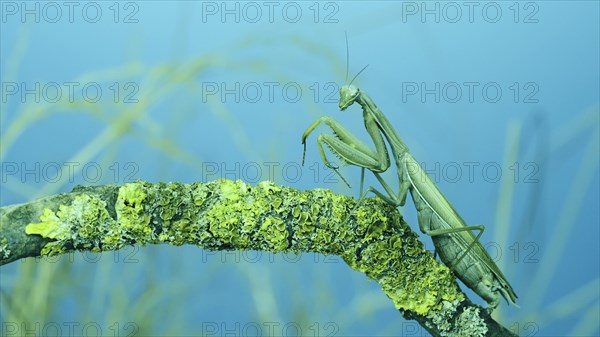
[301,51,517,311]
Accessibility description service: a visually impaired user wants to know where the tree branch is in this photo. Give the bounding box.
[0,179,517,337]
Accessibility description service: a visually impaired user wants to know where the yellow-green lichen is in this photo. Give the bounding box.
[259,217,289,251]
[362,236,403,271]
[384,253,463,315]
[292,206,301,218]
[296,189,350,254]
[210,212,246,246]
[18,178,469,327]
[354,201,393,242]
[192,182,211,207]
[294,211,316,239]
[257,180,281,194]
[26,208,67,240]
[344,198,463,316]
[147,182,201,246]
[219,179,246,202]
[201,179,276,249]
[25,194,118,255]
[165,218,196,245]
[115,182,152,241]
[70,194,117,247]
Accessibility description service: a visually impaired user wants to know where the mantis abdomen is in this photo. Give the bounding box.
[401,151,518,308]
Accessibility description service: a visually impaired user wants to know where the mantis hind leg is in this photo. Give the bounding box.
[423,224,485,272]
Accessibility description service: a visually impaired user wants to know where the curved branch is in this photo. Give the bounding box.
[0,179,516,337]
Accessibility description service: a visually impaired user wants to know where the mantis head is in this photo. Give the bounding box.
[339,85,360,111]
[340,32,367,111]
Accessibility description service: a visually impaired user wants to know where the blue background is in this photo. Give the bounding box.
[1,1,599,336]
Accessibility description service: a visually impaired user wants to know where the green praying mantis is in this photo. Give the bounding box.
[301,47,517,311]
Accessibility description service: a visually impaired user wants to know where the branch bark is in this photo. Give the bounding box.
[0,179,517,337]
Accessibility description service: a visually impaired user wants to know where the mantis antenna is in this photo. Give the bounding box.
[344,31,369,86]
[349,64,369,86]
[345,31,350,83]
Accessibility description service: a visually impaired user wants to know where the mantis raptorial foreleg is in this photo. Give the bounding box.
[302,114,391,194]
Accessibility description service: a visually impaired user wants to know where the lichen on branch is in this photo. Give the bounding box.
[0,179,516,337]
